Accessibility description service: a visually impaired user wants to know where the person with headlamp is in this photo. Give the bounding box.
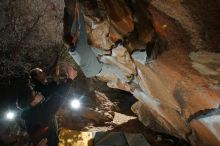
[17,65,77,146]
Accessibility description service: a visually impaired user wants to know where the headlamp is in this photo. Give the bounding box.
[5,111,16,121]
[70,99,81,109]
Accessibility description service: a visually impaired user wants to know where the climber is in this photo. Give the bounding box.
[63,0,103,78]
[29,66,61,97]
[17,65,77,146]
[29,68,47,93]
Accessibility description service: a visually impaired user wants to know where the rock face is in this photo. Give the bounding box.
[1,0,220,145]
[190,109,220,146]
[150,0,220,52]
[0,0,65,78]
[95,40,220,141]
[63,0,220,145]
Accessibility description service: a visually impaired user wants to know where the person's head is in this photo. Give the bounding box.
[30,68,46,84]
[17,85,45,108]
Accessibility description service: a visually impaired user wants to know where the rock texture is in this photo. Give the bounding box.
[0,0,65,78]
[64,0,220,145]
[1,0,220,145]
[190,109,220,146]
[150,0,220,52]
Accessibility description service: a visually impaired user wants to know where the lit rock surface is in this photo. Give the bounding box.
[88,21,114,50]
[131,99,190,139]
[96,41,220,141]
[1,0,220,145]
[87,0,220,144]
[190,51,220,90]
[189,109,220,146]
[100,46,136,80]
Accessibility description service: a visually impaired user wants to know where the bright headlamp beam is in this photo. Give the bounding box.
[5,111,16,121]
[70,99,81,109]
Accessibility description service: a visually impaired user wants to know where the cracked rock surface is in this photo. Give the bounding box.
[1,0,220,145]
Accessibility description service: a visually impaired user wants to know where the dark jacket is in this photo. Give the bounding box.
[21,80,72,146]
[34,80,59,98]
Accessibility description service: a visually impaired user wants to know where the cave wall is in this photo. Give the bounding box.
[0,0,65,78]
[0,0,220,145]
[150,0,220,52]
[146,1,220,145]
[73,0,220,145]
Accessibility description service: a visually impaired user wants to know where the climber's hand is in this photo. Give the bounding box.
[64,63,77,80]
